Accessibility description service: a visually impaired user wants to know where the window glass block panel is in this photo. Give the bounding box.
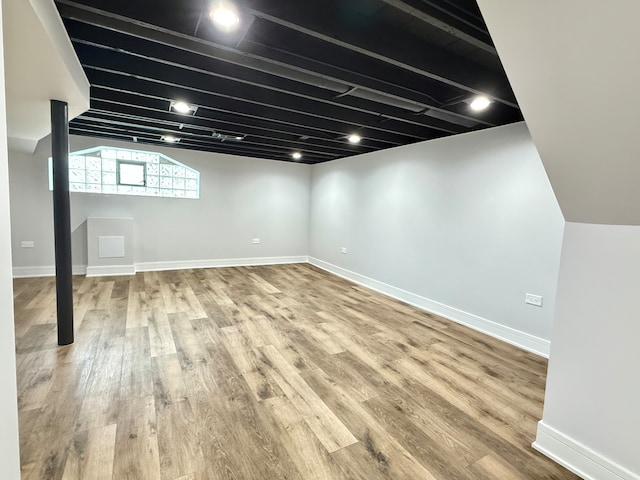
[87,170,101,184]
[69,169,86,183]
[86,157,102,171]
[102,158,117,172]
[147,175,159,187]
[116,150,131,160]
[172,165,185,177]
[70,156,85,170]
[50,146,199,200]
[102,172,116,185]
[160,164,172,177]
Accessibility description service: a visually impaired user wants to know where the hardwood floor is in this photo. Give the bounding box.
[13,264,578,480]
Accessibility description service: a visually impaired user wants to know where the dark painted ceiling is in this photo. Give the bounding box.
[55,0,521,164]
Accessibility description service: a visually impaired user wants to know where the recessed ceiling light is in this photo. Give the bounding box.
[170,101,197,115]
[235,136,244,140]
[470,95,492,112]
[161,135,180,143]
[210,2,240,31]
[292,152,302,160]
[348,134,362,144]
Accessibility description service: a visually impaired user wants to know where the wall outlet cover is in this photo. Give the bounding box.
[252,238,260,244]
[525,293,543,307]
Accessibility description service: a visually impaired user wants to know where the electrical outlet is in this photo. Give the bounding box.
[21,241,35,248]
[525,293,543,307]
[341,247,347,254]
[252,238,260,244]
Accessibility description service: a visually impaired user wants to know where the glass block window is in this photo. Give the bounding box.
[48,146,200,199]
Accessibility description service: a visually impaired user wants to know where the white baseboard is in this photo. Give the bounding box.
[533,421,640,480]
[13,256,309,278]
[86,265,136,277]
[308,257,550,357]
[12,265,87,278]
[135,256,309,272]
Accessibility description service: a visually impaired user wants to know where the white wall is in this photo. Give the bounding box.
[9,135,311,273]
[532,223,640,479]
[310,122,564,352]
[0,0,23,476]
[477,1,640,478]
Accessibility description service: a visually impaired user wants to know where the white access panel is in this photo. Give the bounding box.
[98,235,125,258]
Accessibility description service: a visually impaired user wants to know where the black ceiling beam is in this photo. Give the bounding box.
[238,40,492,129]
[69,128,324,164]
[56,1,492,129]
[69,33,463,136]
[73,113,361,158]
[243,0,518,108]
[380,0,497,55]
[78,57,442,142]
[84,108,377,156]
[68,124,334,163]
[88,93,397,151]
[88,78,416,148]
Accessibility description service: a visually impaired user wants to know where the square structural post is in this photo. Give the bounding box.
[51,99,74,345]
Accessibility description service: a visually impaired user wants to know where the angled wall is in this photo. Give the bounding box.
[478,1,640,478]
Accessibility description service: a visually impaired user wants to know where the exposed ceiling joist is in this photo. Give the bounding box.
[53,0,522,163]
[71,36,464,136]
[89,87,411,147]
[75,113,363,158]
[244,1,518,108]
[81,62,442,142]
[69,127,328,163]
[56,1,496,129]
[380,0,497,55]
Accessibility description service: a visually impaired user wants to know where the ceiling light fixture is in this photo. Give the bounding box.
[292,152,302,161]
[161,135,180,143]
[170,101,197,115]
[210,2,240,31]
[348,134,362,144]
[470,95,492,112]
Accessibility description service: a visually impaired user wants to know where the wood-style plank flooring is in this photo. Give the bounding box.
[13,264,578,479]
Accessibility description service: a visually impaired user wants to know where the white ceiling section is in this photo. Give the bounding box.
[476,0,640,226]
[2,0,89,153]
